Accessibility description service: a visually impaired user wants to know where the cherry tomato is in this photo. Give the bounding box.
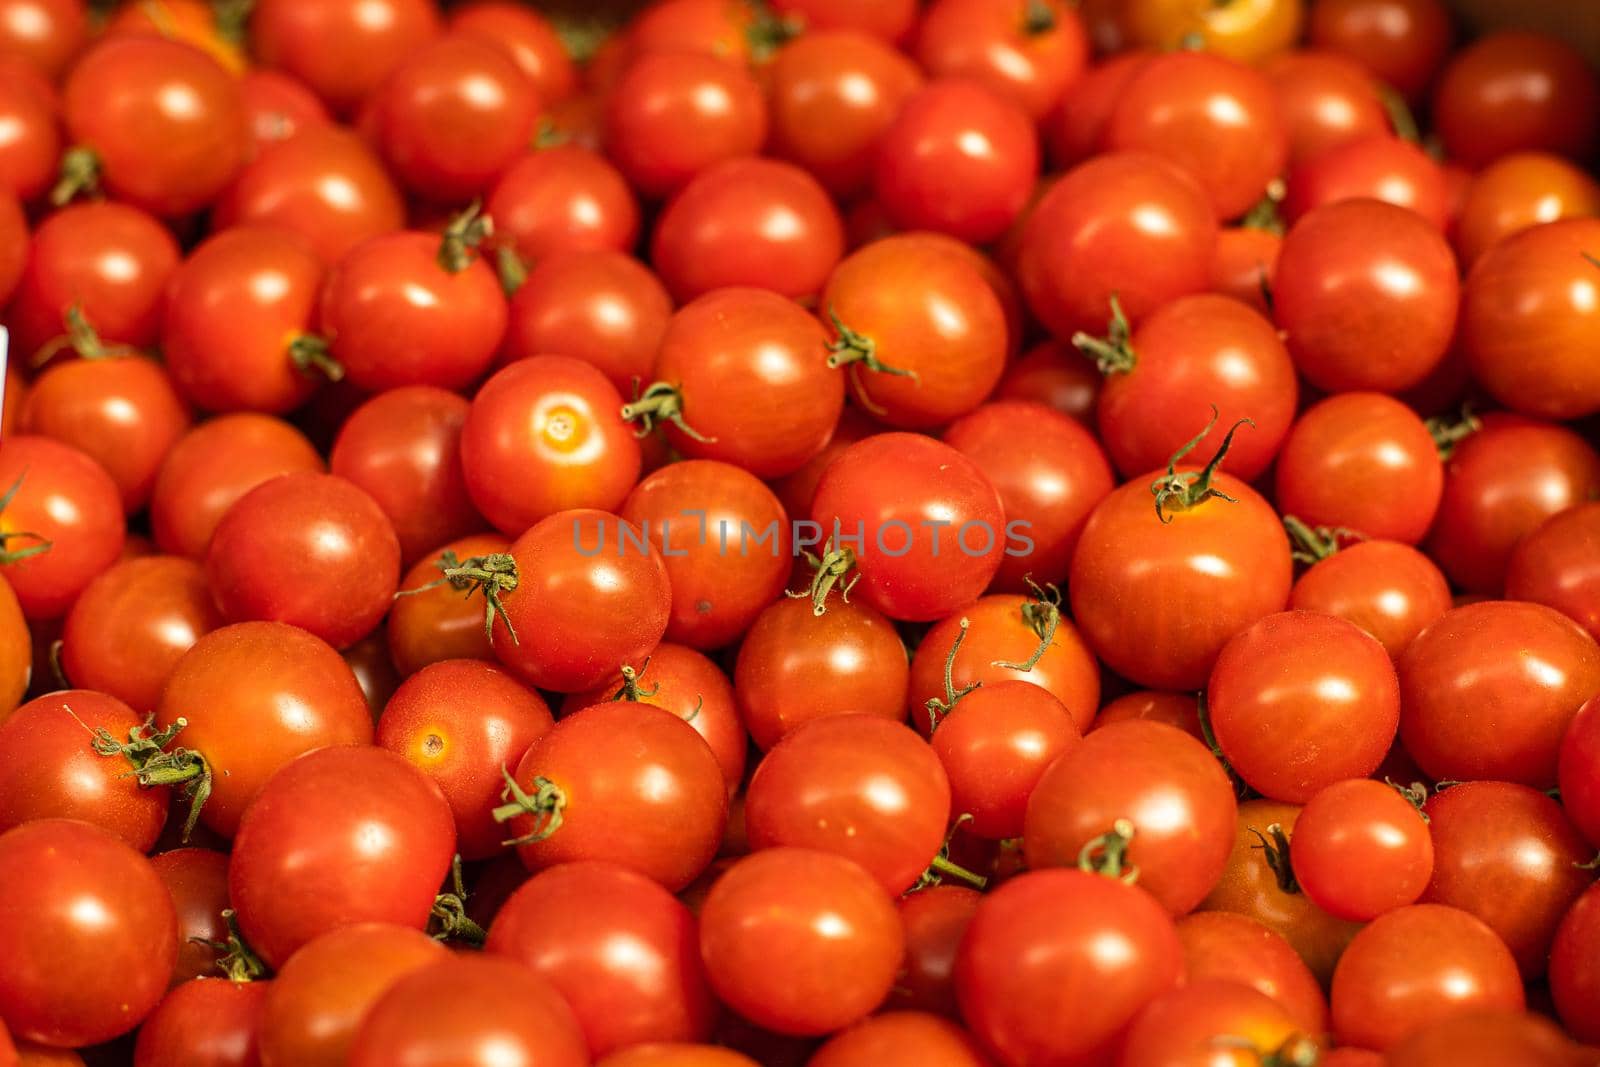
[1094,690,1203,741]
[1389,1010,1594,1067]
[157,621,373,837]
[1561,696,1600,849]
[0,575,26,717]
[487,146,640,267]
[348,955,587,1067]
[1174,911,1328,1035]
[1550,880,1600,1044]
[0,818,176,1047]
[213,126,406,265]
[1400,599,1600,791]
[132,977,269,1067]
[700,847,903,1037]
[1330,903,1523,1051]
[487,860,715,1056]
[631,287,841,478]
[1462,217,1600,421]
[0,435,125,620]
[165,225,331,414]
[809,1012,989,1067]
[249,0,440,115]
[1114,0,1302,63]
[450,1,575,103]
[623,0,763,66]
[150,847,230,988]
[60,36,246,218]
[1284,133,1448,230]
[915,0,1087,120]
[1118,980,1318,1067]
[0,0,85,80]
[1209,225,1280,316]
[1433,31,1600,169]
[1018,151,1218,340]
[766,30,921,200]
[1421,780,1594,979]
[0,70,59,202]
[887,885,978,1018]
[1264,49,1390,166]
[6,201,179,363]
[653,157,844,302]
[1287,778,1431,922]
[150,414,324,561]
[957,868,1182,1065]
[257,923,446,1067]
[1288,540,1451,658]
[1307,0,1452,105]
[502,249,670,395]
[1273,198,1458,393]
[387,532,509,677]
[238,70,331,154]
[1455,152,1600,267]
[994,340,1101,424]
[1045,52,1150,168]
[1507,503,1600,647]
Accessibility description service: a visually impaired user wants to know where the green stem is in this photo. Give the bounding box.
[1021,0,1054,33]
[80,711,213,842]
[1281,515,1347,565]
[429,855,487,947]
[496,245,528,296]
[620,381,715,442]
[611,659,660,701]
[1149,405,1254,523]
[1386,778,1431,822]
[926,852,988,889]
[1425,406,1481,461]
[1070,295,1137,376]
[394,550,520,645]
[1078,818,1140,884]
[438,201,492,274]
[787,544,859,617]
[0,471,52,565]
[493,769,567,847]
[193,908,267,982]
[925,617,979,731]
[287,334,344,382]
[825,309,920,382]
[50,146,101,207]
[1248,823,1298,894]
[992,577,1060,672]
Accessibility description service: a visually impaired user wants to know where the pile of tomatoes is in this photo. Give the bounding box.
[3,0,1600,1063]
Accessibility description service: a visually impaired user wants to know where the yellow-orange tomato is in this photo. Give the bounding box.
[1113,0,1303,64]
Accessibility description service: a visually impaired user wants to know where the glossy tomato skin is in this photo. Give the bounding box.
[229,746,455,969]
[502,702,726,890]
[1307,0,1451,104]
[371,34,538,202]
[1551,880,1600,1044]
[450,1,575,103]
[746,714,950,894]
[734,594,909,750]
[604,51,766,199]
[652,158,843,303]
[256,923,445,1067]
[700,847,903,1037]
[1094,293,1297,483]
[377,659,553,859]
[156,621,373,837]
[249,0,440,115]
[932,681,1079,840]
[493,510,672,693]
[1400,600,1600,789]
[1433,31,1600,169]
[915,0,1087,120]
[813,434,1006,622]
[0,0,85,80]
[1387,1011,1594,1067]
[1024,720,1236,915]
[994,341,1101,424]
[460,356,640,537]
[1273,198,1458,394]
[1420,781,1594,979]
[486,860,716,1056]
[239,70,331,153]
[1560,696,1600,848]
[809,1012,989,1067]
[150,414,324,561]
[619,460,790,650]
[1330,904,1524,1051]
[1174,911,1327,1035]
[957,868,1182,1066]
[205,473,401,649]
[1455,152,1600,267]
[1263,50,1389,166]
[162,226,326,415]
[1274,393,1443,544]
[1289,778,1432,922]
[386,536,504,678]
[0,819,177,1047]
[767,30,922,200]
[1071,469,1291,691]
[0,690,169,850]
[0,435,125,620]
[348,955,587,1067]
[1117,980,1315,1067]
[61,36,247,218]
[1094,690,1203,740]
[647,288,842,478]
[149,848,230,988]
[320,230,507,393]
[1289,541,1451,658]
[501,250,670,394]
[1463,217,1600,421]
[888,885,979,1018]
[213,127,405,265]
[1207,227,1280,316]
[1021,153,1217,345]
[487,146,640,266]
[6,201,179,363]
[131,978,269,1067]
[1283,134,1448,230]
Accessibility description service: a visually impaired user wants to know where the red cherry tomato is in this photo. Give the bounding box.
[249,0,440,115]
[1046,52,1150,168]
[1551,881,1600,1044]
[994,340,1102,424]
[1507,503,1600,645]
[450,1,575,104]
[488,146,640,266]
[1288,540,1451,658]
[1289,778,1432,922]
[0,435,125,620]
[1283,133,1448,229]
[0,0,86,80]
[887,885,979,1018]
[914,0,1087,120]
[1454,152,1600,267]
[1264,49,1390,166]
[1388,1011,1595,1067]
[1174,911,1328,1035]
[1307,0,1452,105]
[0,70,59,202]
[1095,690,1203,741]
[237,70,331,154]
[809,1012,990,1067]
[1118,980,1317,1067]
[1433,31,1600,169]
[149,847,230,988]
[131,977,269,1067]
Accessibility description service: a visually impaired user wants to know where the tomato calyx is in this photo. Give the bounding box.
[81,710,214,842]
[789,542,860,617]
[33,305,141,367]
[1282,516,1360,565]
[428,854,488,947]
[745,1,801,61]
[1021,0,1055,35]
[493,769,567,846]
[1241,179,1286,237]
[825,310,921,391]
[1213,1033,1320,1067]
[1149,405,1255,523]
[212,0,253,46]
[0,474,54,565]
[611,658,663,701]
[496,245,529,296]
[1425,405,1481,460]
[49,145,102,208]
[287,334,346,383]
[1077,818,1140,885]
[1385,777,1432,823]
[994,577,1062,672]
[1381,85,1421,144]
[926,617,981,731]
[913,813,990,891]
[1247,822,1300,894]
[193,908,268,982]
[620,381,717,442]
[395,549,521,644]
[1071,295,1137,376]
[438,201,493,274]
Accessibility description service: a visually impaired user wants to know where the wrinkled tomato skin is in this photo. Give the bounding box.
[0,690,170,850]
[1330,904,1524,1052]
[156,621,374,838]
[150,414,325,561]
[386,532,509,677]
[1024,720,1235,915]
[149,848,230,988]
[0,435,126,621]
[1399,600,1600,789]
[0,819,178,1048]
[1420,781,1594,979]
[1289,541,1452,659]
[249,0,440,115]
[132,978,269,1067]
[1550,880,1600,1044]
[1559,695,1600,848]
[486,860,716,1057]
[1433,31,1600,169]
[932,681,1079,840]
[1455,152,1600,268]
[1174,911,1328,1035]
[1307,0,1452,105]
[256,923,445,1067]
[377,659,553,859]
[229,746,456,970]
[956,868,1183,1066]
